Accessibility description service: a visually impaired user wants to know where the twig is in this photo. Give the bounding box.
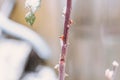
[58,0,72,80]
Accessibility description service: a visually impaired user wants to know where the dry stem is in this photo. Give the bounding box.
[58,0,72,80]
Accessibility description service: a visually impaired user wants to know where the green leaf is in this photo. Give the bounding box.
[25,12,36,26]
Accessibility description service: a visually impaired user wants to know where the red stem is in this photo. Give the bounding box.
[59,0,72,80]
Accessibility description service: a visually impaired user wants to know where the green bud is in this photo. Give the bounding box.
[25,12,36,26]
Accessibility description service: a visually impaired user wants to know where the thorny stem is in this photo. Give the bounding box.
[59,0,72,80]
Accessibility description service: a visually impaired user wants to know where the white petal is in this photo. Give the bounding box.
[112,60,119,67]
[25,0,41,13]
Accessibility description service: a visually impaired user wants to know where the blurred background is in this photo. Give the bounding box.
[0,0,120,80]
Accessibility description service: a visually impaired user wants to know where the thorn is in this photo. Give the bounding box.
[59,35,64,40]
[59,35,64,47]
[69,19,73,25]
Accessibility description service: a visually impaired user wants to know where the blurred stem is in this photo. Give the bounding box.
[59,0,72,80]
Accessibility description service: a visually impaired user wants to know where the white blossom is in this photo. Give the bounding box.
[112,60,119,67]
[25,0,41,13]
[105,60,119,80]
[105,69,113,80]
